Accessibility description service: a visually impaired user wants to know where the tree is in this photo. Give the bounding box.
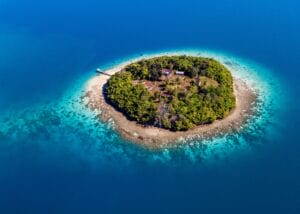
[106,55,235,131]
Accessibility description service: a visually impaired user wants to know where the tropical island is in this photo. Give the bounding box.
[85,55,256,148]
[105,56,236,131]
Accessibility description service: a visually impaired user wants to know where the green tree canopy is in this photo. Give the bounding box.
[105,55,236,131]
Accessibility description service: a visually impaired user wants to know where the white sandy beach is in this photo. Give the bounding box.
[84,59,256,148]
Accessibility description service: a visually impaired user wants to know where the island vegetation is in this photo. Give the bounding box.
[105,55,236,131]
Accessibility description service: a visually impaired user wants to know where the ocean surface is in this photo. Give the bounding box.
[0,0,299,213]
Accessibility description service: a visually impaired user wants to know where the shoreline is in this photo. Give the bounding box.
[84,60,257,148]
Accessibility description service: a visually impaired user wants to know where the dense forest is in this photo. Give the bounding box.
[105,55,236,131]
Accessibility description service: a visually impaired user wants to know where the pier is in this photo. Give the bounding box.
[96,68,112,76]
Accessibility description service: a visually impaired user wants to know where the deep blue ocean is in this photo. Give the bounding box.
[0,0,300,213]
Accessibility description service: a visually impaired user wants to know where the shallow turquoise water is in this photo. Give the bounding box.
[0,49,288,166]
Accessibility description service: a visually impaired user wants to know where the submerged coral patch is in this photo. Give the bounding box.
[0,49,285,165]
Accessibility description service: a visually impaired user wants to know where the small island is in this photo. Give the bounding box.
[85,55,256,148]
[106,56,236,131]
